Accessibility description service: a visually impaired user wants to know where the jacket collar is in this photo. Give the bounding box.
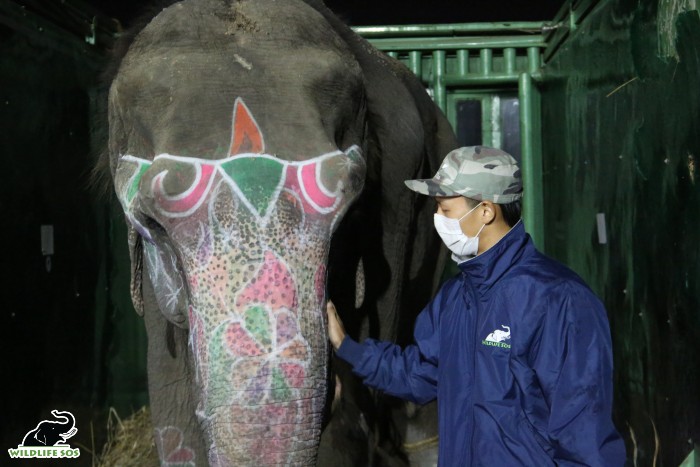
[457,220,532,295]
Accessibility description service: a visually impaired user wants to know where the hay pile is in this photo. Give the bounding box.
[97,407,159,467]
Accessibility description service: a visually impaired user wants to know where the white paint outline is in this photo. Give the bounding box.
[117,144,363,219]
[215,158,286,224]
[117,155,152,208]
[297,164,341,214]
[206,178,241,251]
[148,157,218,218]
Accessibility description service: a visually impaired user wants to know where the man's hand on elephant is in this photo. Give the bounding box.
[326,300,346,351]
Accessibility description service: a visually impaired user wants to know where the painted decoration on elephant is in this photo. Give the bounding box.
[113,98,364,465]
[115,97,364,227]
[154,426,195,467]
[118,148,362,223]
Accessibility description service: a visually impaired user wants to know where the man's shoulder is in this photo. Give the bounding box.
[511,249,587,286]
[503,250,602,310]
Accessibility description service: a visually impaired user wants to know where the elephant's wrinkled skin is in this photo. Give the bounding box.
[104,0,457,464]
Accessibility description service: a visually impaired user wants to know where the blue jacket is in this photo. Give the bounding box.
[337,222,626,466]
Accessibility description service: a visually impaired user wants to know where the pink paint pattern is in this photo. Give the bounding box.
[154,426,195,467]
[152,163,215,215]
[300,162,337,210]
[234,251,297,312]
[285,163,342,215]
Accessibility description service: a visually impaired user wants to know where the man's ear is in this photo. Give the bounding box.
[480,201,498,225]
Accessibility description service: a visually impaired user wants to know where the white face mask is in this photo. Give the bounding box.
[434,203,486,263]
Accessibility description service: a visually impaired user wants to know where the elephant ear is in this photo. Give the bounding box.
[107,85,146,317]
[315,1,457,344]
[306,3,456,461]
[360,63,456,344]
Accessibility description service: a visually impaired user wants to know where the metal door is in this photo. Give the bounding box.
[357,23,546,249]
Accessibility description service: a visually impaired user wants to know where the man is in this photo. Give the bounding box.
[326,146,626,466]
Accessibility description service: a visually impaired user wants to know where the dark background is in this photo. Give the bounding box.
[89,0,564,27]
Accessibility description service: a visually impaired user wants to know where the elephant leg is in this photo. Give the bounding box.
[143,275,205,466]
[401,401,440,466]
[22,429,43,446]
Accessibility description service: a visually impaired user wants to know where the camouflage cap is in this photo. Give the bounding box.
[404,146,523,203]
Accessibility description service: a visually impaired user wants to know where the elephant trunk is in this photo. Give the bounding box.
[51,410,75,429]
[186,251,330,465]
[122,133,364,464]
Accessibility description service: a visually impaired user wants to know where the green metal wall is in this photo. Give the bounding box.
[540,1,700,465]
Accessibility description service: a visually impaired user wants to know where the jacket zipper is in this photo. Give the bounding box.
[463,273,479,465]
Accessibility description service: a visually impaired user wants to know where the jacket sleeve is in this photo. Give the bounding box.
[335,296,441,405]
[533,282,626,466]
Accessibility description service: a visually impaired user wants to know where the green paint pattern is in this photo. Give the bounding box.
[244,306,272,349]
[206,323,234,413]
[271,367,291,402]
[220,157,284,217]
[127,162,151,204]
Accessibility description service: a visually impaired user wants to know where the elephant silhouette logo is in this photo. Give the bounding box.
[21,410,78,446]
[482,325,512,349]
[484,325,511,343]
[8,410,81,459]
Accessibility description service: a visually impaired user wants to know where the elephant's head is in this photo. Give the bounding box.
[106,0,453,464]
[113,97,364,463]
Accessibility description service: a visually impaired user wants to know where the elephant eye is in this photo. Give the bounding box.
[128,210,167,243]
[141,214,167,236]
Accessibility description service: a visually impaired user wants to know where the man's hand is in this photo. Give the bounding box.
[326,300,346,351]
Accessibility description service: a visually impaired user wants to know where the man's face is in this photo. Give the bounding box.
[435,196,481,237]
[435,196,470,219]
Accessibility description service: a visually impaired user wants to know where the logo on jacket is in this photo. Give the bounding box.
[482,325,511,349]
[7,410,80,460]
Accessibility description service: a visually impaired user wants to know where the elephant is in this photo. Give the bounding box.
[101,0,457,464]
[21,410,77,447]
[484,325,511,343]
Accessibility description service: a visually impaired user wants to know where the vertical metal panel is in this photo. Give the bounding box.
[480,48,493,76]
[408,50,422,77]
[527,46,541,74]
[481,95,494,148]
[519,72,544,250]
[504,47,516,74]
[457,49,470,75]
[432,50,446,111]
[490,95,502,148]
